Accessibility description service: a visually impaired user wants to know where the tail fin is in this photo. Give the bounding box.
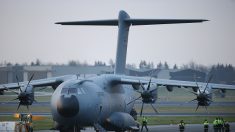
[56,10,208,75]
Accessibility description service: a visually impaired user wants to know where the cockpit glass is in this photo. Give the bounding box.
[61,88,78,94]
[69,88,77,94]
[61,88,69,94]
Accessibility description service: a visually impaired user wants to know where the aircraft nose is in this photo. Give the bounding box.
[57,95,79,117]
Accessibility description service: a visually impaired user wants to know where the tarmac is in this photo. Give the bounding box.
[1,94,235,131]
[1,101,235,117]
[1,112,235,117]
[1,101,235,107]
[34,123,235,132]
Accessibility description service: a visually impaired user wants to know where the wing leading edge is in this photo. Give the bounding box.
[0,75,78,90]
[111,75,235,90]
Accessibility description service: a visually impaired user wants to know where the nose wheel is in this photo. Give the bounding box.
[73,124,81,132]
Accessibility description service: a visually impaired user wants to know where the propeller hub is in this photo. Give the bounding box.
[18,92,27,100]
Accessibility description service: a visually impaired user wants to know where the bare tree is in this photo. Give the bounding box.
[164,61,169,69]
[139,60,147,69]
[109,59,115,67]
[157,61,163,69]
[173,64,178,69]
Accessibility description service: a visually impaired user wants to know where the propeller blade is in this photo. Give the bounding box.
[25,73,34,92]
[203,88,207,94]
[140,82,145,91]
[150,103,158,113]
[205,106,208,113]
[16,75,23,93]
[16,75,20,87]
[190,91,198,96]
[195,104,200,112]
[193,74,199,88]
[135,90,142,94]
[182,87,197,95]
[19,87,23,94]
[198,88,202,94]
[33,99,38,103]
[193,74,202,94]
[203,86,208,93]
[188,98,197,103]
[17,103,21,111]
[147,78,152,90]
[127,96,141,105]
[205,98,213,102]
[3,85,19,95]
[204,74,213,93]
[9,90,19,95]
[207,74,213,83]
[140,103,144,116]
[11,97,19,101]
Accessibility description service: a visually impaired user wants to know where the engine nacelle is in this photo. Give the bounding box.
[132,84,140,90]
[0,90,4,95]
[192,87,198,92]
[220,89,226,93]
[106,112,139,131]
[219,89,226,98]
[166,85,173,92]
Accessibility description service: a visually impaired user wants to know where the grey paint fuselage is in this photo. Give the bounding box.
[51,74,135,127]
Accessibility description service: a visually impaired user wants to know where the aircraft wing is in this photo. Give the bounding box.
[0,75,78,90]
[113,75,235,90]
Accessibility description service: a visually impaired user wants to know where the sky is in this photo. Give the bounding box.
[0,0,235,68]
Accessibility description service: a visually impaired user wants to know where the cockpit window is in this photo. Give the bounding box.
[61,88,69,94]
[69,88,77,94]
[61,88,79,94]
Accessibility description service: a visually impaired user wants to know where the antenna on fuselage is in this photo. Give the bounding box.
[55,10,208,75]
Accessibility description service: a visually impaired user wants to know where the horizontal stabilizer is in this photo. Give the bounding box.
[125,19,208,25]
[55,19,208,26]
[55,19,118,26]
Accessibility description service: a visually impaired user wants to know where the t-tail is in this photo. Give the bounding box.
[55,10,208,75]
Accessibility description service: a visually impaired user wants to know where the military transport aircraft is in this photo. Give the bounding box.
[1,10,235,132]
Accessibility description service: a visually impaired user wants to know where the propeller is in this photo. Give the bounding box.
[185,74,213,112]
[5,74,35,111]
[127,78,158,116]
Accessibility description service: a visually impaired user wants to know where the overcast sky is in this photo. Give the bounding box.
[0,0,235,67]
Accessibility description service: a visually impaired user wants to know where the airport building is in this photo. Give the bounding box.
[0,65,205,84]
[0,65,113,84]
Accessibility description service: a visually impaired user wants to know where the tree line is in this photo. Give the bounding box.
[1,59,234,84]
[0,59,233,72]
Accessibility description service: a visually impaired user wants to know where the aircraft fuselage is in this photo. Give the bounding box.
[51,74,135,129]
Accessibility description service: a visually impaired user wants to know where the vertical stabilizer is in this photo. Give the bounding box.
[114,11,130,74]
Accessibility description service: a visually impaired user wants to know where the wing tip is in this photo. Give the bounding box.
[202,19,209,22]
[55,22,63,25]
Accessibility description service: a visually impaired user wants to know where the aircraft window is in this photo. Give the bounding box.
[61,87,84,94]
[69,88,77,94]
[61,88,69,94]
[79,88,86,94]
[77,88,82,94]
